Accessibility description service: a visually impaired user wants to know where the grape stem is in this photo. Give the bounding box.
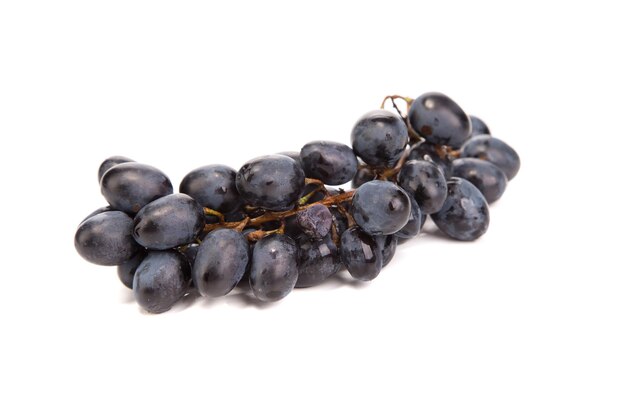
[203,187,355,238]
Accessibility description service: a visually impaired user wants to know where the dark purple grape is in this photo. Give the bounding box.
[133,251,191,314]
[394,194,423,239]
[295,235,341,288]
[236,155,305,211]
[451,158,507,203]
[278,151,303,169]
[100,162,173,214]
[300,141,358,185]
[192,229,250,297]
[376,234,398,267]
[351,180,411,236]
[352,165,376,188]
[407,142,452,179]
[340,227,382,281]
[460,135,521,180]
[469,115,490,137]
[250,234,298,302]
[431,178,490,241]
[408,92,471,149]
[296,204,332,240]
[179,164,241,213]
[133,194,205,250]
[117,250,147,289]
[75,211,140,266]
[398,159,448,214]
[98,156,134,182]
[351,110,408,168]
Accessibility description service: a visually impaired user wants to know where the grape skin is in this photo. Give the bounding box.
[236,155,305,211]
[352,180,411,236]
[295,235,341,288]
[398,159,448,214]
[75,211,140,266]
[100,162,173,214]
[460,135,521,180]
[300,141,358,185]
[97,156,134,182]
[340,226,382,281]
[376,234,398,267]
[431,177,490,241]
[133,251,191,314]
[407,142,452,179]
[179,164,241,214]
[408,92,471,149]
[451,158,507,204]
[133,193,205,250]
[117,250,147,289]
[250,234,299,302]
[469,115,490,137]
[394,194,423,239]
[352,165,376,188]
[351,109,408,168]
[192,229,250,297]
[296,204,332,240]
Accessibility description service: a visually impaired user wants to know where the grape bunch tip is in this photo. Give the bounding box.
[75,91,521,314]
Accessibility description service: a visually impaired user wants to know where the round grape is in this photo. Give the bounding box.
[351,109,408,167]
[133,193,205,250]
[460,135,521,180]
[398,159,448,214]
[340,226,382,281]
[250,234,298,302]
[100,162,173,214]
[75,211,140,266]
[300,141,358,185]
[179,164,241,213]
[98,156,134,182]
[431,177,490,241]
[376,234,398,267]
[295,235,341,288]
[451,158,507,203]
[192,229,250,297]
[117,250,147,289]
[394,194,423,239]
[352,165,376,188]
[296,204,332,240]
[236,155,305,211]
[408,92,471,149]
[351,180,411,236]
[469,115,490,137]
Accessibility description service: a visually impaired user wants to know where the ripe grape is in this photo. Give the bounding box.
[451,158,507,203]
[469,115,490,137]
[431,177,490,241]
[295,235,341,288]
[236,155,305,211]
[300,141,358,185]
[340,227,382,280]
[408,92,471,149]
[352,165,376,188]
[179,164,241,213]
[398,159,448,214]
[460,135,521,180]
[192,229,250,297]
[352,180,411,236]
[133,193,205,250]
[394,194,423,239]
[351,109,408,167]
[117,250,147,289]
[407,142,452,179]
[377,234,398,267]
[100,162,173,214]
[75,211,140,266]
[296,204,332,240]
[133,251,191,314]
[250,234,299,301]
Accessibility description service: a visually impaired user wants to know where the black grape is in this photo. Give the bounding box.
[407,92,471,149]
[250,234,298,302]
[394,194,423,239]
[407,142,452,179]
[340,226,382,281]
[398,159,448,214]
[180,164,241,213]
[133,193,205,250]
[351,109,408,167]
[80,206,113,224]
[98,156,134,182]
[431,178,490,241]
[300,141,358,185]
[192,229,250,297]
[117,250,147,289]
[101,162,173,214]
[278,151,303,169]
[133,251,191,314]
[460,135,521,180]
[376,234,398,267]
[296,204,332,240]
[352,165,376,188]
[351,180,411,236]
[451,158,507,203]
[295,235,341,288]
[236,155,305,211]
[75,211,140,266]
[469,115,490,137]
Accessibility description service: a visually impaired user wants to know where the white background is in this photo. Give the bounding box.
[1,1,624,416]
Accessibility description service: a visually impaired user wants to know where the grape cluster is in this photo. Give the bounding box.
[75,92,520,313]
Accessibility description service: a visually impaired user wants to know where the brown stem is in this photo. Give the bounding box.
[377,147,412,180]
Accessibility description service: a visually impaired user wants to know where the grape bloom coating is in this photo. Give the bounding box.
[75,91,520,313]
